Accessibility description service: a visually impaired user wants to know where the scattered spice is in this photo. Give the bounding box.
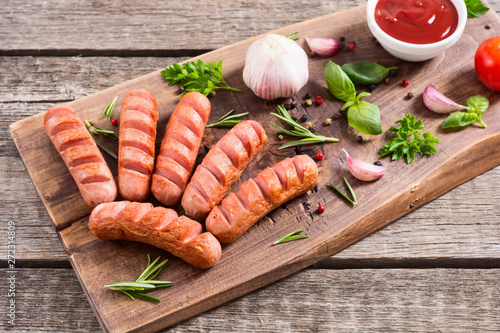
[316,152,324,161]
[405,92,414,100]
[291,114,298,121]
[339,36,346,42]
[384,77,390,84]
[305,98,313,106]
[304,92,312,99]
[485,24,491,29]
[291,100,297,109]
[310,51,317,57]
[325,118,332,126]
[334,112,342,119]
[177,86,185,94]
[368,84,376,92]
[402,79,410,88]
[374,161,383,166]
[279,135,284,140]
[284,102,292,110]
[315,96,324,105]
[317,205,325,213]
[389,68,398,77]
[310,126,317,132]
[301,114,309,122]
[305,121,313,129]
[409,203,415,209]
[357,136,363,143]
[111,118,118,126]
[349,43,356,51]
[209,90,217,97]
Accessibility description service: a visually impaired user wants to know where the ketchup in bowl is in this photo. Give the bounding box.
[375,0,459,44]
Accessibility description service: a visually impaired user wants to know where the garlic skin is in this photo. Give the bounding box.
[343,149,386,181]
[305,37,341,57]
[243,34,309,100]
[423,84,468,114]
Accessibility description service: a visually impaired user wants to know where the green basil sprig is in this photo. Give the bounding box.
[441,95,488,129]
[324,61,382,135]
[341,61,397,85]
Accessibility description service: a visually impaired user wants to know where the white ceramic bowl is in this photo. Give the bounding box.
[366,0,467,62]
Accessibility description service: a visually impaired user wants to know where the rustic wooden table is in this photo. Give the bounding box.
[1,0,500,331]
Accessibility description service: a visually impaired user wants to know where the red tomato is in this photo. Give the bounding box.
[475,37,500,91]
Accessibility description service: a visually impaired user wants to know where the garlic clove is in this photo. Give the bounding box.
[243,34,309,100]
[343,149,386,181]
[423,84,468,114]
[305,37,341,57]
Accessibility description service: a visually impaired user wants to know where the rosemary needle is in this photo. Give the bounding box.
[84,119,118,159]
[269,105,339,150]
[286,31,300,41]
[329,177,358,205]
[273,230,309,245]
[100,96,118,121]
[206,109,249,128]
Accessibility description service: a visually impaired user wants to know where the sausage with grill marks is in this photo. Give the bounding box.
[181,120,268,220]
[118,89,159,202]
[206,155,318,243]
[89,201,222,269]
[151,92,211,206]
[43,105,117,208]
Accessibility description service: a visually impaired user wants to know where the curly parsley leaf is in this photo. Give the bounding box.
[380,114,439,164]
[465,0,489,18]
[161,59,241,98]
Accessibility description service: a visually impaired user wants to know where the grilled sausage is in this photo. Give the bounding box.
[151,92,211,206]
[206,155,318,243]
[43,105,117,208]
[89,201,222,269]
[118,89,159,202]
[181,120,268,220]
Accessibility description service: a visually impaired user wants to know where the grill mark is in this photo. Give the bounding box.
[271,165,287,191]
[122,140,153,157]
[249,121,264,143]
[249,178,267,203]
[154,158,186,190]
[167,132,194,152]
[121,161,151,177]
[122,105,155,120]
[190,181,210,205]
[175,114,200,138]
[50,121,81,137]
[81,175,110,184]
[219,143,238,168]
[181,98,209,123]
[234,191,249,212]
[68,156,103,169]
[126,91,156,109]
[45,107,74,122]
[201,163,224,187]
[291,157,304,183]
[159,148,190,172]
[218,203,232,227]
[254,176,271,203]
[122,119,154,137]
[232,127,252,157]
[59,138,93,153]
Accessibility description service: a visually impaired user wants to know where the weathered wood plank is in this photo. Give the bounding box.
[1,0,371,53]
[0,268,499,332]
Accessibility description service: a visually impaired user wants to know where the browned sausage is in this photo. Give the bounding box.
[89,201,222,269]
[151,92,211,206]
[118,89,159,201]
[43,105,117,208]
[206,155,318,243]
[181,120,268,220]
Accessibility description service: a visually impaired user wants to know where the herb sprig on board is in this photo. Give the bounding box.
[273,230,309,245]
[269,105,339,149]
[206,109,249,128]
[84,120,118,159]
[380,114,439,164]
[105,255,172,302]
[161,60,242,98]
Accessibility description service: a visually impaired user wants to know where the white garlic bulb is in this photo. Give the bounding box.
[243,34,309,100]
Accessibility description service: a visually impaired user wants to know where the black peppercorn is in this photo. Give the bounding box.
[339,36,346,42]
[178,86,185,93]
[291,100,297,109]
[368,84,376,92]
[304,92,311,99]
[374,161,382,166]
[357,136,363,143]
[310,126,317,133]
[284,102,292,110]
[291,114,298,121]
[389,69,398,77]
[300,114,309,122]
[405,92,414,100]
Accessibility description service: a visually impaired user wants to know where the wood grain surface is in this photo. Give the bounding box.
[1,0,500,332]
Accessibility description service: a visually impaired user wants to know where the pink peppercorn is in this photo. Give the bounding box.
[111,118,118,126]
[349,43,356,51]
[317,205,325,213]
[316,152,324,161]
[402,79,409,88]
[314,96,323,105]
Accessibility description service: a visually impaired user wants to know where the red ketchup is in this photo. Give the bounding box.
[375,0,459,44]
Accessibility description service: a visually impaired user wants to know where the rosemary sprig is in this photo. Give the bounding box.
[84,119,118,159]
[286,31,300,41]
[273,230,309,245]
[269,105,339,150]
[206,109,249,128]
[329,177,357,205]
[105,255,173,303]
[99,96,118,121]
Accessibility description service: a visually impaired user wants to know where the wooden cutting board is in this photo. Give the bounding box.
[9,3,500,332]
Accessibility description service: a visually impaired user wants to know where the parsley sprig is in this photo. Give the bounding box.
[465,0,489,18]
[105,255,172,302]
[269,105,339,150]
[161,60,242,98]
[380,114,439,164]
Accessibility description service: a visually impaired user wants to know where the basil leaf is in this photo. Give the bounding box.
[324,61,356,102]
[341,61,396,85]
[441,112,480,128]
[347,101,382,135]
[466,95,489,115]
